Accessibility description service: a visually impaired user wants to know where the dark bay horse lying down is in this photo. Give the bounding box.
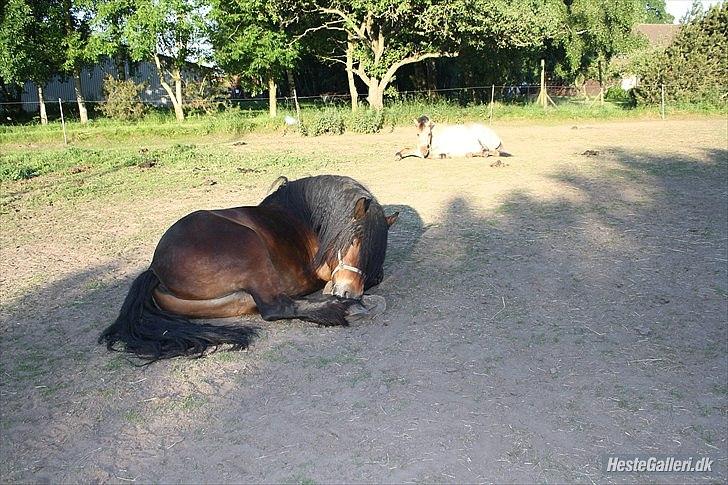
[99,175,399,361]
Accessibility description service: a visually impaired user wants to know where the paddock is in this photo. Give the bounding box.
[1,119,726,482]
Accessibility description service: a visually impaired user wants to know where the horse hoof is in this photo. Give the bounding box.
[345,295,387,322]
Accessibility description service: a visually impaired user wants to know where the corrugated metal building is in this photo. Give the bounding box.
[20,57,211,112]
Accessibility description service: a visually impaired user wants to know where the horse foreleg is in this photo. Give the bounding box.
[236,238,353,327]
[395,147,427,160]
[254,294,352,327]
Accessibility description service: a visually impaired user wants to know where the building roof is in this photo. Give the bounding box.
[633,23,681,47]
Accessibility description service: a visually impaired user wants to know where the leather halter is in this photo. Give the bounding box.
[419,129,432,158]
[330,249,365,278]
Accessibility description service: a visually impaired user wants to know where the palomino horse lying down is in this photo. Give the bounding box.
[99,175,399,362]
[396,115,511,159]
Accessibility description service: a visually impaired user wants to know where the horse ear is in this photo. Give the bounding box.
[353,197,371,220]
[385,211,399,228]
[413,118,420,127]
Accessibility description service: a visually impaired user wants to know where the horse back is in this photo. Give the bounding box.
[433,125,484,156]
[151,207,320,299]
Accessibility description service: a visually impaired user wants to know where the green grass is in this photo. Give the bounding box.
[0,108,282,146]
[1,98,722,217]
[123,408,145,424]
[0,143,335,212]
[2,98,723,148]
[170,395,208,412]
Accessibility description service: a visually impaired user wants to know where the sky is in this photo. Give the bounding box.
[665,0,723,23]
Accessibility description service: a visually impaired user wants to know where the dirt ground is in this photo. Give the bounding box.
[1,119,726,483]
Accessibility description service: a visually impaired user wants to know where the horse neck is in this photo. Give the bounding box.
[417,132,432,157]
[262,182,344,248]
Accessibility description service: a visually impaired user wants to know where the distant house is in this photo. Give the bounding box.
[633,23,681,48]
[620,23,681,90]
[19,56,213,113]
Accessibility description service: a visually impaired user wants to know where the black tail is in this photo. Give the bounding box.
[98,270,257,362]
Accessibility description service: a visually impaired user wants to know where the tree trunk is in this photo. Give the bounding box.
[37,85,48,125]
[173,68,184,121]
[346,37,358,112]
[426,59,437,99]
[73,67,88,124]
[286,70,300,121]
[366,80,384,110]
[268,76,277,118]
[115,53,127,81]
[153,54,184,121]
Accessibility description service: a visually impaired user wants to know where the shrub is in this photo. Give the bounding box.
[300,109,345,136]
[347,109,385,134]
[633,4,727,106]
[605,86,634,106]
[99,77,146,121]
[183,77,230,115]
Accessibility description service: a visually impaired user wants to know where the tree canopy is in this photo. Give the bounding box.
[2,0,715,118]
[634,2,727,106]
[92,0,209,120]
[210,0,302,115]
[0,0,64,86]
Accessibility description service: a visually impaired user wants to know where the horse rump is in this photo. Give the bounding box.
[98,270,258,362]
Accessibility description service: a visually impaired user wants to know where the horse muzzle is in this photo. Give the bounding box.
[332,283,363,300]
[323,280,363,300]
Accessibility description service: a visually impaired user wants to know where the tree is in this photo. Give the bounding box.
[61,0,97,124]
[310,0,570,110]
[87,0,134,79]
[210,0,301,118]
[0,0,64,124]
[94,0,208,121]
[640,0,674,23]
[634,3,727,106]
[680,0,705,23]
[554,0,644,98]
[311,0,457,110]
[447,0,565,91]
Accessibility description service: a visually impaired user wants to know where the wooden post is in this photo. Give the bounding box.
[540,59,546,109]
[287,70,301,123]
[489,84,495,125]
[536,59,555,109]
[58,98,68,146]
[660,83,666,120]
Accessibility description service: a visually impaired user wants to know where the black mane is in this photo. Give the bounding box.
[260,175,389,288]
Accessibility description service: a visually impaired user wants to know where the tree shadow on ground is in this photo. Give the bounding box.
[1,147,726,483]
[0,202,427,481]
[176,145,725,484]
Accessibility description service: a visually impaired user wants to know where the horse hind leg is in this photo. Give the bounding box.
[155,275,351,326]
[153,287,257,318]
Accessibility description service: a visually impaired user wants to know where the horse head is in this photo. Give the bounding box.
[328,196,398,300]
[415,115,434,158]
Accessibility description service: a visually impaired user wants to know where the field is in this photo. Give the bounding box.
[1,117,726,482]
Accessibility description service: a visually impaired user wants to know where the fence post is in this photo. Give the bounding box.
[489,84,495,125]
[660,83,665,120]
[58,98,68,146]
[540,59,546,109]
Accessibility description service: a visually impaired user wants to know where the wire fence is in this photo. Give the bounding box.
[0,84,607,105]
[0,83,698,123]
